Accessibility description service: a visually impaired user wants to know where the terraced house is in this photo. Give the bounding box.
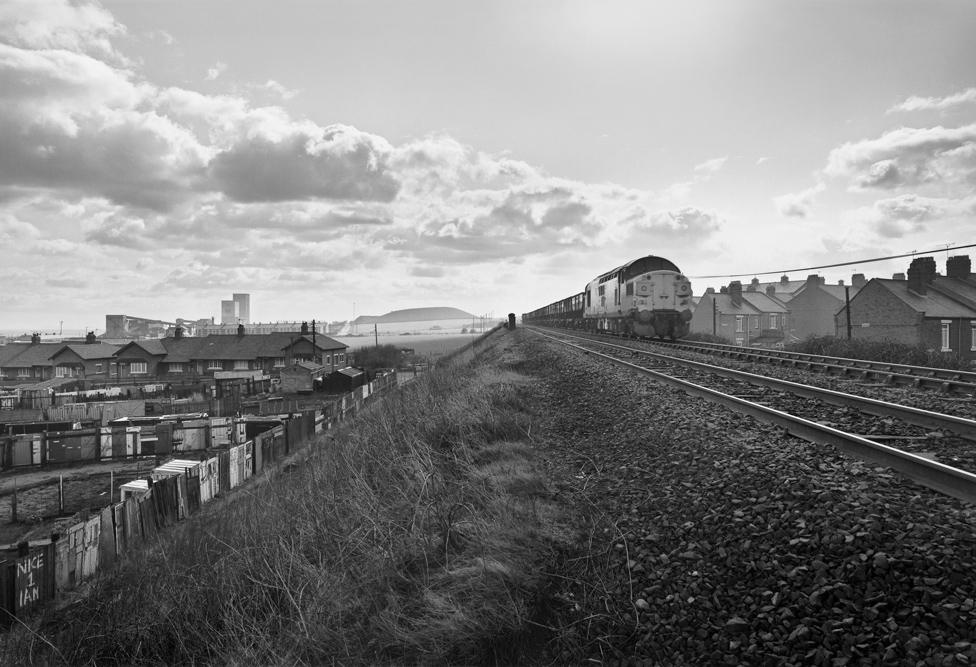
[111,324,348,384]
[837,255,976,362]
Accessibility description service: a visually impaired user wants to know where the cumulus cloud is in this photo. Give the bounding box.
[0,0,126,63]
[851,193,976,239]
[205,61,227,81]
[0,214,40,242]
[824,124,976,191]
[888,88,976,114]
[774,182,825,218]
[209,124,400,202]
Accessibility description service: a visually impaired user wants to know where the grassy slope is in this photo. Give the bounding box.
[1,331,569,666]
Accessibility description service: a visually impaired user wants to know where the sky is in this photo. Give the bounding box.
[1,0,975,332]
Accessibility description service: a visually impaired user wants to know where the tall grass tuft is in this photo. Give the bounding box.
[0,350,562,665]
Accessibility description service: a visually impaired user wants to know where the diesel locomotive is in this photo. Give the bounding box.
[522,255,694,339]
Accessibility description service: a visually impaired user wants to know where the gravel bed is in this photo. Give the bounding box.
[549,331,976,472]
[515,330,976,666]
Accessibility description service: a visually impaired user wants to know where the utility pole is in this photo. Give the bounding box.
[845,286,852,339]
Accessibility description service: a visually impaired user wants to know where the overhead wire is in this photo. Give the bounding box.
[689,241,976,280]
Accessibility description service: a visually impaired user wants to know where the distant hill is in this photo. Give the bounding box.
[353,307,476,325]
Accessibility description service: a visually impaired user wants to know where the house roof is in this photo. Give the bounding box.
[872,278,976,318]
[740,292,790,313]
[157,332,347,363]
[0,343,62,368]
[335,367,364,378]
[0,343,31,365]
[706,291,788,315]
[51,343,121,361]
[116,339,168,356]
[791,282,860,302]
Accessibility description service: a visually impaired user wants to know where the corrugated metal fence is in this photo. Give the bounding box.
[0,371,398,625]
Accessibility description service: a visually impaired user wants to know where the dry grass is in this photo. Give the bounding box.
[0,337,566,666]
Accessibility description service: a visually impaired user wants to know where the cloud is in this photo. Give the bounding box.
[774,182,825,218]
[205,62,228,81]
[410,266,445,278]
[824,124,976,191]
[0,214,40,242]
[209,124,400,202]
[888,88,976,114]
[851,193,976,239]
[0,0,126,63]
[693,156,728,174]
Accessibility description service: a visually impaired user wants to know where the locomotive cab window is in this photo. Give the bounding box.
[625,283,634,296]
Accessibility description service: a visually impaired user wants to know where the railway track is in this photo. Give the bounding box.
[649,338,976,395]
[530,326,976,504]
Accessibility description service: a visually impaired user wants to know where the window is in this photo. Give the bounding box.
[769,314,777,330]
[598,285,605,296]
[971,322,976,351]
[753,316,759,330]
[273,358,285,368]
[941,320,951,352]
[169,363,184,374]
[324,355,332,365]
[735,316,744,333]
[207,360,223,370]
[130,361,148,375]
[56,366,69,378]
[95,363,103,374]
[17,368,29,378]
[234,360,249,370]
[625,282,634,296]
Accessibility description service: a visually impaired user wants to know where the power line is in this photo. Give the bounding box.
[689,241,976,280]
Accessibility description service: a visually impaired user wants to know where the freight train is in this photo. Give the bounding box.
[522,255,694,339]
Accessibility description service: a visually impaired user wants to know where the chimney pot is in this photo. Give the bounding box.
[947,255,972,280]
[729,280,743,306]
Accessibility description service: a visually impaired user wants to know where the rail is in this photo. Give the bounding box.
[531,327,976,505]
[653,339,976,393]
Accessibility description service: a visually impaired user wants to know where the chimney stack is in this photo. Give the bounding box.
[85,331,96,344]
[237,323,245,337]
[907,256,937,294]
[946,255,972,280]
[174,326,184,340]
[892,272,905,281]
[729,280,743,307]
[31,332,40,344]
[806,274,820,286]
[837,279,845,286]
[748,277,760,292]
[852,273,866,289]
[300,321,309,335]
[765,285,776,297]
[780,275,789,285]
